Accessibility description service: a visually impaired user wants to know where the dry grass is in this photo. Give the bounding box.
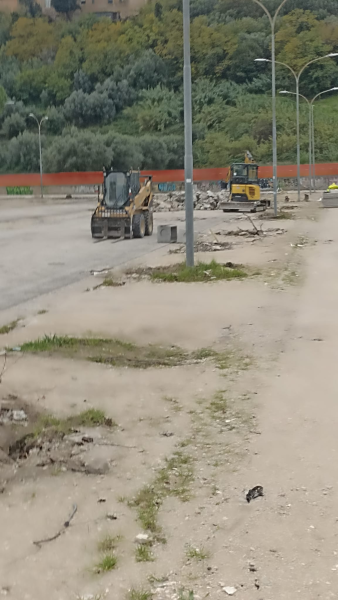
[185,545,210,560]
[20,335,245,371]
[129,451,194,540]
[0,319,20,335]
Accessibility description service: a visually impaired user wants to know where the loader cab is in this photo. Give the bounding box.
[103,170,141,209]
[230,163,259,186]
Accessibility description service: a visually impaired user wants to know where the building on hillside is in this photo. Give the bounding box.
[77,0,148,20]
[1,0,20,11]
[0,0,148,20]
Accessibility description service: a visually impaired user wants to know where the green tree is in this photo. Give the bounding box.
[6,131,41,173]
[44,129,113,172]
[2,113,26,139]
[0,85,7,114]
[51,0,79,18]
[104,132,143,171]
[19,0,42,17]
[6,18,56,62]
[64,90,115,126]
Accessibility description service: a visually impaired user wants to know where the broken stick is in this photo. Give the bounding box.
[33,503,77,547]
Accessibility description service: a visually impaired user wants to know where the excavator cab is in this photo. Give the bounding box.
[91,169,153,239]
[220,151,270,213]
[230,163,259,193]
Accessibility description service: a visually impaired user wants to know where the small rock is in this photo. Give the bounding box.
[12,410,28,422]
[135,533,150,544]
[98,498,106,503]
[223,587,237,595]
[106,513,117,520]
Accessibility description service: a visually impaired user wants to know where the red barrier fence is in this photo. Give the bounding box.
[0,164,338,187]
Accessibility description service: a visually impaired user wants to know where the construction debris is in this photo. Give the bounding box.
[153,190,227,212]
[0,407,27,424]
[170,240,232,254]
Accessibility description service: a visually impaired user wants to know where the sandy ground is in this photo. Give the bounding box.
[1,194,337,600]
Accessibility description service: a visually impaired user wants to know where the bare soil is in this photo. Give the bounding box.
[1,197,335,600]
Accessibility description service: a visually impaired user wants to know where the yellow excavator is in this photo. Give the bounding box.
[91,169,153,239]
[220,151,270,212]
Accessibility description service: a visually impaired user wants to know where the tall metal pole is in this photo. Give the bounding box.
[258,55,338,201]
[38,123,43,199]
[251,0,290,217]
[183,0,194,267]
[308,103,312,193]
[295,76,301,201]
[312,105,316,190]
[271,24,278,216]
[29,113,48,199]
[309,88,338,192]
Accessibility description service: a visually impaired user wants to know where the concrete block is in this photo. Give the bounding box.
[322,192,338,208]
[177,228,186,243]
[157,225,178,243]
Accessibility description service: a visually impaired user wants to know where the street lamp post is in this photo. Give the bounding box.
[29,113,48,199]
[279,91,312,192]
[279,87,338,192]
[255,54,338,202]
[250,0,289,216]
[310,88,338,190]
[183,0,194,267]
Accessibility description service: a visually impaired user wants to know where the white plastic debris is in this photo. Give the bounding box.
[135,533,150,544]
[223,587,237,596]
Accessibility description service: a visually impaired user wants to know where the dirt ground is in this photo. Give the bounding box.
[1,195,337,600]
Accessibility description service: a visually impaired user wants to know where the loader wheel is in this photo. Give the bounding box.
[132,213,146,238]
[144,210,154,236]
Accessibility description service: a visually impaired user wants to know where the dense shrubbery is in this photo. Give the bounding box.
[0,0,338,172]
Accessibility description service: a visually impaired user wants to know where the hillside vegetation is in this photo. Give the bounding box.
[0,0,338,173]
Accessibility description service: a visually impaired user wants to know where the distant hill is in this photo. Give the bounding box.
[0,0,337,172]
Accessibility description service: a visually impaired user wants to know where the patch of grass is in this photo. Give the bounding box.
[178,591,195,600]
[148,260,248,283]
[282,269,300,286]
[135,544,154,563]
[185,545,210,561]
[37,309,48,315]
[128,589,153,600]
[31,409,115,439]
[208,390,228,416]
[95,553,117,573]
[76,408,111,427]
[20,334,244,372]
[0,319,20,335]
[98,535,121,553]
[277,211,294,220]
[101,277,123,287]
[129,451,194,540]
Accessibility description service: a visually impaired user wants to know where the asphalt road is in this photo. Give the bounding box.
[0,198,222,311]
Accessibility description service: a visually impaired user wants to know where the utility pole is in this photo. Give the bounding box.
[251,0,289,216]
[183,0,194,267]
[256,54,338,202]
[29,113,48,199]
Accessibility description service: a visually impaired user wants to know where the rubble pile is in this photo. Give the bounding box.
[153,190,227,212]
[170,240,232,254]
